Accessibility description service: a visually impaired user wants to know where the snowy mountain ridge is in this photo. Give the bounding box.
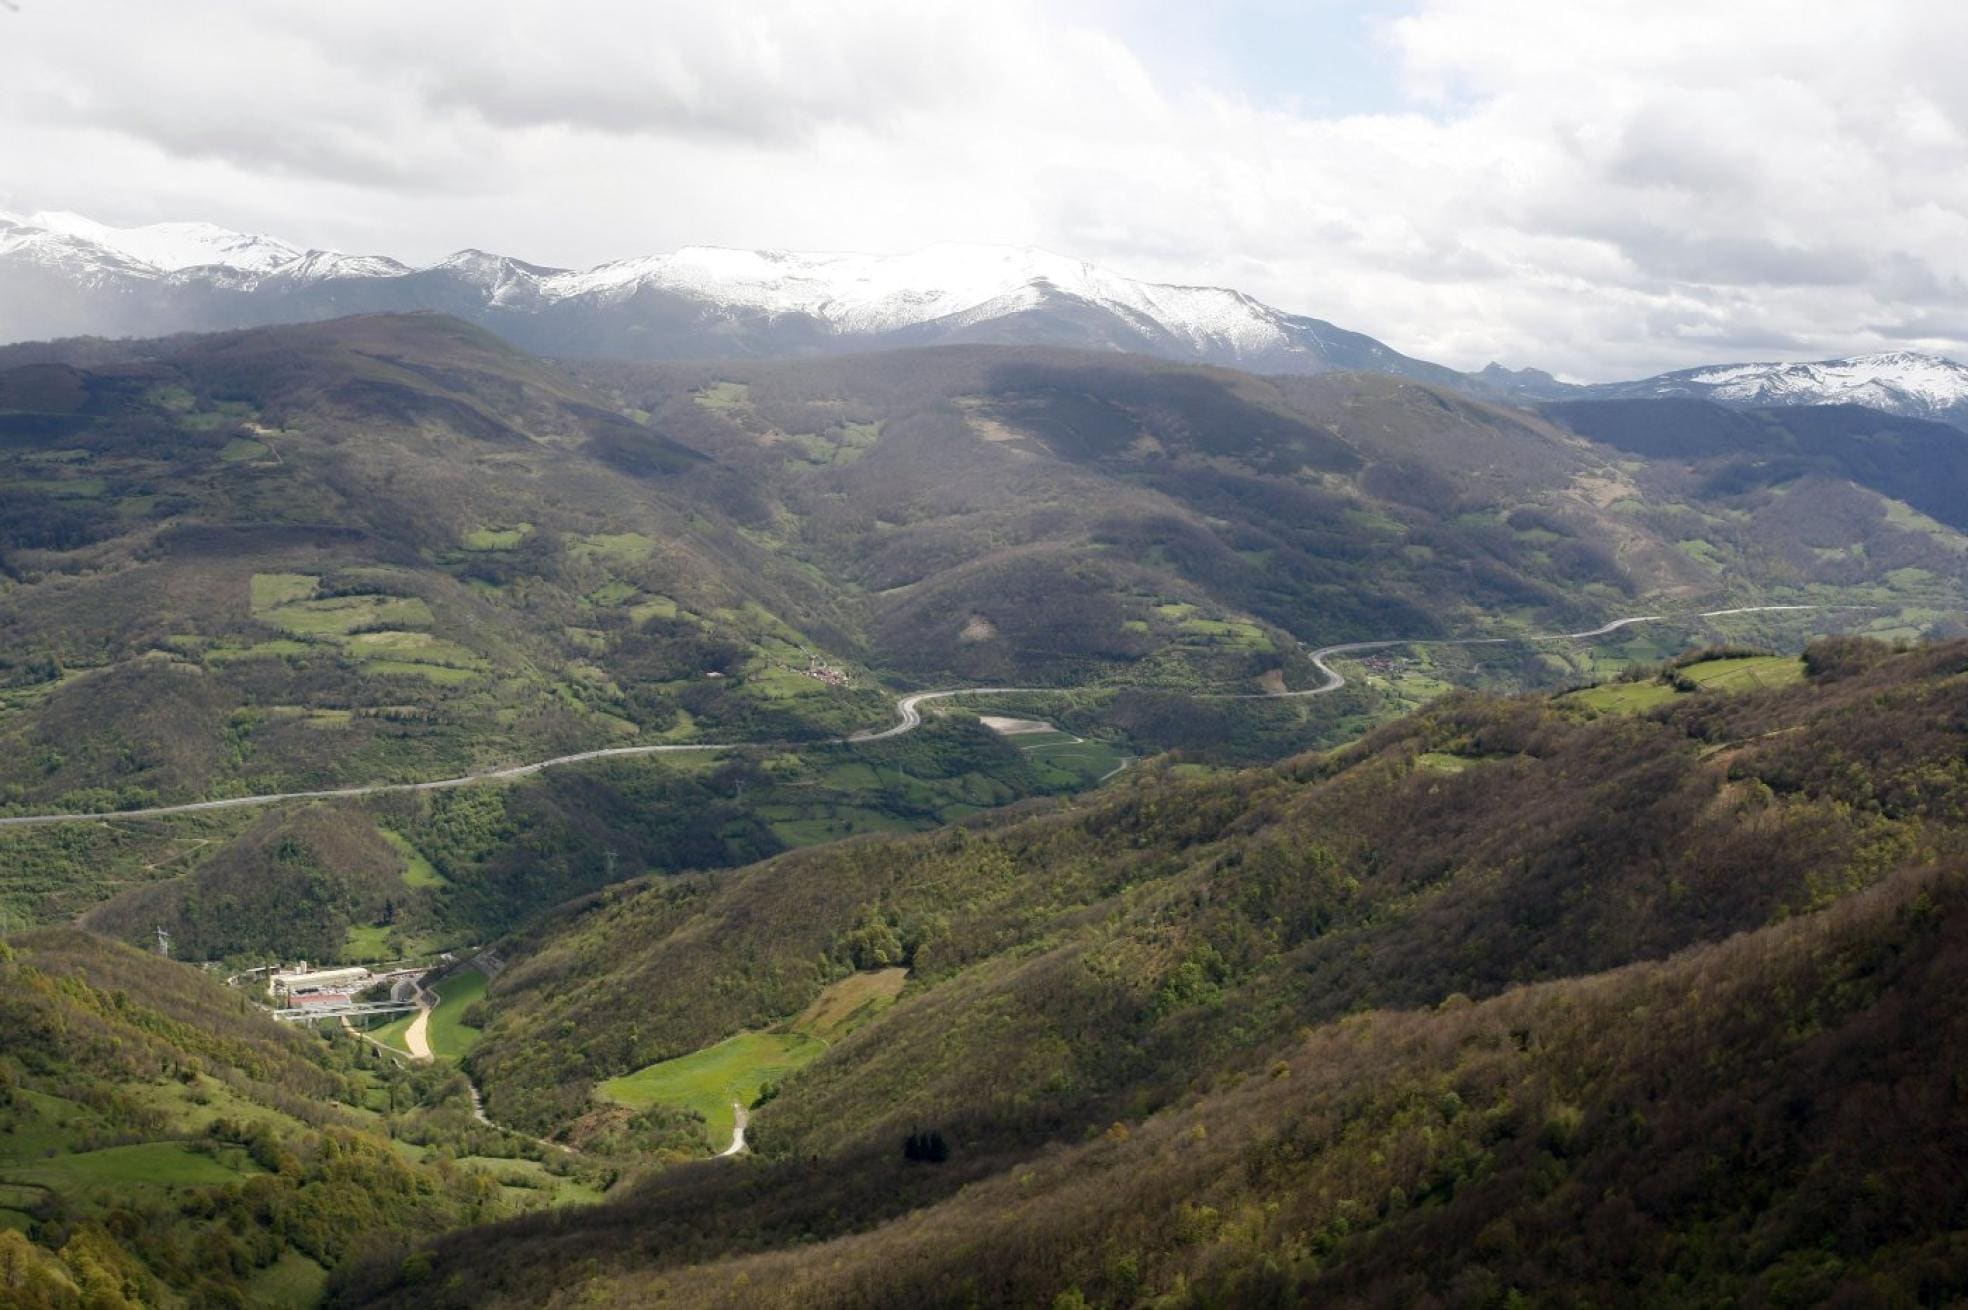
[1548,349,1968,428]
[0,211,1307,358]
[3,210,1964,428]
[1677,351,1968,409]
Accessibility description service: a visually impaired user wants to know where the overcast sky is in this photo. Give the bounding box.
[3,0,1965,380]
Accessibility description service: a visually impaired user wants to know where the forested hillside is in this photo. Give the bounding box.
[11,316,1961,968]
[0,929,610,1308]
[312,636,1968,1306]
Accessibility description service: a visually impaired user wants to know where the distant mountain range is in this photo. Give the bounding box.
[1484,351,1968,430]
[0,209,1459,382]
[4,209,1967,427]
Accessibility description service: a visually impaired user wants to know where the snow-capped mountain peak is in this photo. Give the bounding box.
[0,208,1441,385]
[1496,348,1968,430]
[23,210,303,274]
[531,241,1299,356]
[1664,351,1968,413]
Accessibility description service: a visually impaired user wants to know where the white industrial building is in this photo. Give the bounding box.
[268,963,372,1000]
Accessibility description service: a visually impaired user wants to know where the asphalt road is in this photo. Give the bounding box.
[0,604,1829,828]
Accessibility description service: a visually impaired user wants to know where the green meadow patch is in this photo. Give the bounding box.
[2,1141,248,1192]
[359,659,479,683]
[204,639,316,663]
[342,923,396,963]
[251,572,318,609]
[693,381,751,412]
[346,629,482,668]
[462,523,533,550]
[380,828,447,888]
[628,595,681,623]
[586,580,638,607]
[218,436,270,462]
[1677,654,1805,692]
[429,969,488,1059]
[2,476,107,498]
[1565,654,1805,715]
[1564,680,1681,714]
[263,594,435,637]
[599,1032,826,1148]
[572,531,656,564]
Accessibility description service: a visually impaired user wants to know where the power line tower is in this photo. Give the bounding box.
[154,926,172,958]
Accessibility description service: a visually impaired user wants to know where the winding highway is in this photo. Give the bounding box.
[1264,604,1827,700]
[0,604,1830,828]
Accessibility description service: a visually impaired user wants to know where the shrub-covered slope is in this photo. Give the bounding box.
[464,639,1968,1142]
[330,636,1968,1307]
[0,927,578,1308]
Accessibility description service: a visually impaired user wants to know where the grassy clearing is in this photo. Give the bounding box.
[1566,654,1806,715]
[1565,680,1680,714]
[694,381,751,412]
[2,1141,247,1191]
[368,1011,417,1056]
[628,595,680,623]
[586,580,638,607]
[455,1155,603,1207]
[429,969,488,1059]
[792,967,908,1041]
[595,970,904,1148]
[463,523,533,550]
[572,531,656,564]
[263,594,435,637]
[1415,752,1472,774]
[1014,731,1129,787]
[218,436,271,462]
[380,828,446,888]
[1176,617,1270,649]
[205,638,316,662]
[346,630,482,667]
[768,807,917,848]
[1677,654,1805,692]
[361,659,480,684]
[599,1032,826,1147]
[251,572,318,608]
[2,476,107,498]
[343,923,395,963]
[246,1250,329,1307]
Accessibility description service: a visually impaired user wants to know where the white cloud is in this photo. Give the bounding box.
[1,0,1965,378]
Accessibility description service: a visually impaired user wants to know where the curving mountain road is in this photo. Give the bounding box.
[1264,604,1827,700]
[0,604,1831,828]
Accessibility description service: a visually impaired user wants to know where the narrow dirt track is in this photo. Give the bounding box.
[720,1102,750,1157]
[402,1002,433,1062]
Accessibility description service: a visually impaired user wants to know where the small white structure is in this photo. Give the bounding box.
[268,964,371,1001]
